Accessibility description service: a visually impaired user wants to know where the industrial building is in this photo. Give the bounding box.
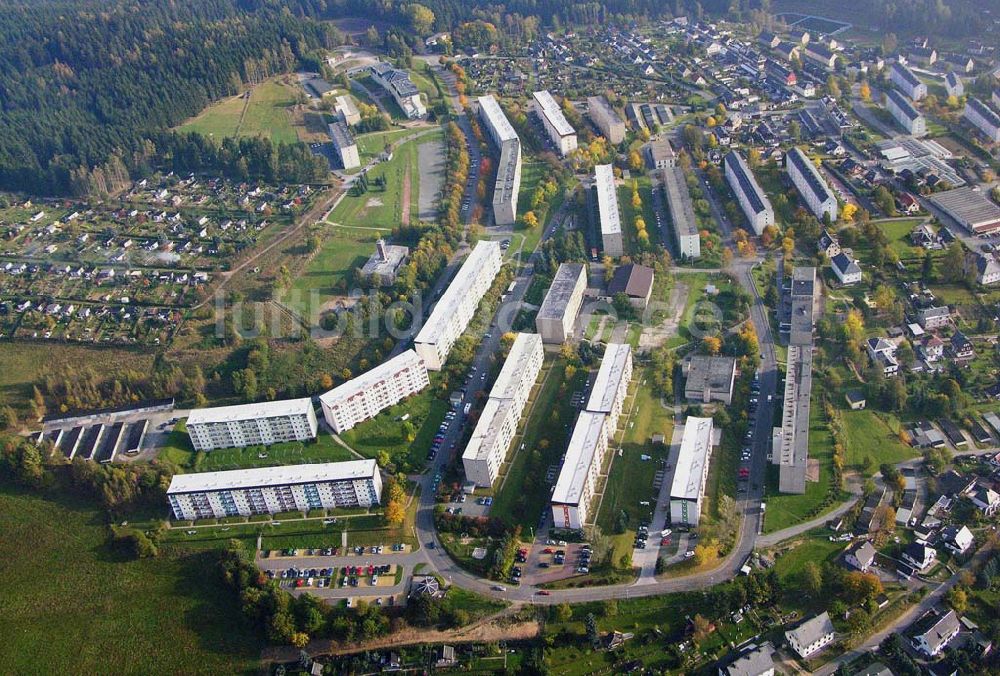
[587,96,626,144]
[462,333,544,487]
[683,355,737,405]
[360,238,409,286]
[185,398,318,452]
[167,460,382,520]
[890,61,927,101]
[669,417,715,526]
[335,95,361,126]
[787,147,838,222]
[531,90,577,156]
[414,240,503,370]
[478,95,522,226]
[964,96,1000,143]
[319,349,429,434]
[584,343,633,440]
[930,187,1000,235]
[328,121,360,170]
[886,88,927,137]
[369,62,426,118]
[536,263,588,344]
[594,164,623,256]
[662,166,701,259]
[724,151,775,235]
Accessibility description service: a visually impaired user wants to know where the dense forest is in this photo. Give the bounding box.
[0,0,988,195]
[0,0,338,194]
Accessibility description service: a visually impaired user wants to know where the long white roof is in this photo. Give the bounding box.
[414,240,501,345]
[490,333,543,400]
[551,411,606,505]
[462,397,515,463]
[186,397,313,427]
[595,164,621,237]
[532,90,575,137]
[319,349,424,406]
[478,94,518,143]
[586,343,631,413]
[670,417,714,500]
[167,460,377,494]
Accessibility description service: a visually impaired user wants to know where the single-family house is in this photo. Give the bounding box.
[831,253,862,286]
[901,542,937,572]
[785,612,835,659]
[844,540,877,572]
[940,524,973,555]
[969,482,1000,516]
[908,609,961,658]
[866,337,899,376]
[951,331,974,361]
[817,229,841,258]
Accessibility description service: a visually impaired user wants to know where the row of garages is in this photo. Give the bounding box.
[38,419,148,463]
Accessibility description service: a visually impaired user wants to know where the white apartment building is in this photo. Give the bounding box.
[478,94,522,225]
[369,62,426,118]
[536,262,588,344]
[890,61,927,101]
[787,147,838,222]
[964,96,1000,143]
[945,72,964,98]
[414,240,503,370]
[584,342,633,438]
[318,349,429,434]
[669,417,715,526]
[329,121,360,170]
[662,166,701,259]
[886,88,927,137]
[185,398,318,452]
[550,410,608,529]
[462,333,544,486]
[594,164,623,257]
[587,96,626,144]
[167,460,382,520]
[724,151,775,235]
[532,90,578,156]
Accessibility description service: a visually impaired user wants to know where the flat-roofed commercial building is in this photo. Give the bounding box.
[724,151,775,235]
[414,240,503,370]
[683,355,737,405]
[594,164,623,256]
[550,410,608,529]
[335,95,361,126]
[167,460,382,520]
[532,90,577,156]
[587,96,626,144]
[536,263,588,343]
[930,187,1000,235]
[329,121,360,169]
[462,333,544,486]
[891,61,927,101]
[319,350,429,434]
[478,95,522,225]
[584,342,632,439]
[186,398,318,452]
[662,166,701,259]
[670,417,715,526]
[886,88,927,137]
[369,62,426,118]
[787,147,838,222]
[964,97,1000,143]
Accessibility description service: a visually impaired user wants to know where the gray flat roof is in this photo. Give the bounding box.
[532,90,575,137]
[538,263,587,320]
[670,417,714,501]
[586,343,631,413]
[328,121,355,149]
[595,164,621,236]
[167,460,376,495]
[662,166,698,238]
[930,187,1000,231]
[685,355,737,396]
[551,411,606,505]
[187,397,313,426]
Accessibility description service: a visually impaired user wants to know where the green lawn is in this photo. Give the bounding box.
[852,218,928,266]
[665,272,731,349]
[356,128,415,160]
[763,391,849,533]
[284,225,382,319]
[337,379,448,472]
[178,79,298,143]
[0,484,259,673]
[841,408,919,472]
[619,175,662,254]
[193,433,356,473]
[771,531,845,612]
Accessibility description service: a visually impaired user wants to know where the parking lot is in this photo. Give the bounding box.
[511,539,595,586]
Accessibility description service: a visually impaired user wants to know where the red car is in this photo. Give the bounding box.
[543,547,553,554]
[536,590,551,596]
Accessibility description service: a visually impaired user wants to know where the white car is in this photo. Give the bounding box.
[684,550,695,559]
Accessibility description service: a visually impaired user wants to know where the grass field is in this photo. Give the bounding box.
[283,224,383,318]
[178,80,299,144]
[841,408,919,472]
[0,484,259,673]
[328,130,438,228]
[356,128,415,160]
[771,530,845,612]
[851,218,928,265]
[194,434,356,472]
[337,380,448,472]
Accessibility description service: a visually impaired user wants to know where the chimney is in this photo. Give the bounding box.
[376,238,387,261]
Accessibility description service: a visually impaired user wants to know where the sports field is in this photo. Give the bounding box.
[177,79,299,143]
